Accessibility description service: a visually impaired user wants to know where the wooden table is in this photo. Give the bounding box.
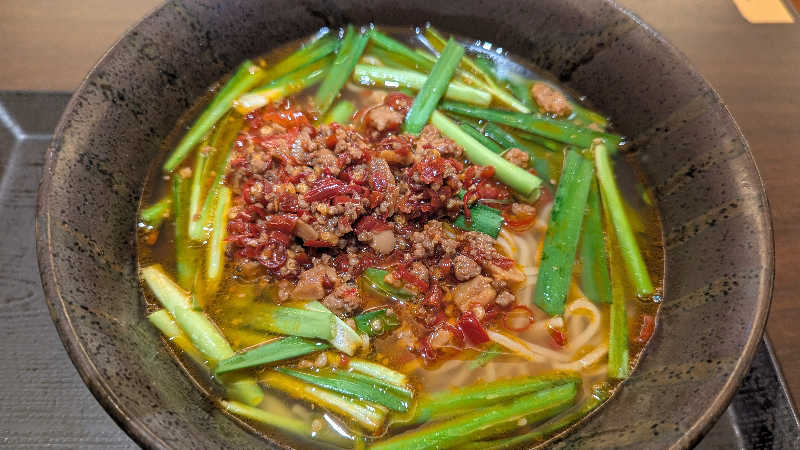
[1,0,797,440]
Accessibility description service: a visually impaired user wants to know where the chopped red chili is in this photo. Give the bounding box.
[459,312,490,345]
[503,305,536,332]
[636,314,655,344]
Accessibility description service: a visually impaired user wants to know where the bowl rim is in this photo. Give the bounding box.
[608,0,774,445]
[35,0,775,448]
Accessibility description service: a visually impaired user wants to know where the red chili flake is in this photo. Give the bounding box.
[333,253,351,275]
[422,284,443,307]
[368,191,384,208]
[384,92,413,114]
[332,195,352,205]
[419,336,437,363]
[263,214,297,234]
[325,133,338,149]
[261,103,310,128]
[354,216,392,234]
[278,193,300,213]
[229,156,248,168]
[458,312,490,345]
[502,305,536,332]
[393,264,430,292]
[268,230,292,246]
[503,205,537,232]
[244,204,267,219]
[476,179,511,200]
[491,255,515,270]
[304,176,347,202]
[378,134,414,156]
[548,326,568,347]
[636,314,655,344]
[353,251,377,277]
[483,303,505,322]
[462,189,479,220]
[227,220,247,234]
[412,157,448,185]
[295,252,312,269]
[438,257,452,276]
[370,169,390,193]
[439,322,465,346]
[257,240,288,269]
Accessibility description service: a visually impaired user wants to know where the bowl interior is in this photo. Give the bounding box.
[36,0,773,448]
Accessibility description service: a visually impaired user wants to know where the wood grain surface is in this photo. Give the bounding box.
[0,0,797,446]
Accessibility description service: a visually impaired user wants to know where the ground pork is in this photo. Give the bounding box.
[503,147,530,168]
[322,283,362,316]
[530,82,572,118]
[452,276,497,312]
[453,254,481,281]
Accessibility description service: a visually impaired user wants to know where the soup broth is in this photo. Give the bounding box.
[137,25,663,449]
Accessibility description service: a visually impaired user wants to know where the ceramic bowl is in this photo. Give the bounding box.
[36,0,773,448]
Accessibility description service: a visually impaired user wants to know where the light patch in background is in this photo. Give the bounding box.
[732,0,795,23]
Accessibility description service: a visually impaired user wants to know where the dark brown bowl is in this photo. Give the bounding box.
[35,0,774,448]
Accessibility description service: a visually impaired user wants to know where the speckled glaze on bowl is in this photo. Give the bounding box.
[36,0,773,448]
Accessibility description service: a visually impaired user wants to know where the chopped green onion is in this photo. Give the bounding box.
[424,26,529,113]
[360,268,415,300]
[369,30,435,72]
[594,143,653,297]
[243,304,335,341]
[305,301,361,355]
[205,186,231,295]
[453,203,504,238]
[235,54,334,114]
[365,47,423,71]
[480,122,555,192]
[315,26,370,115]
[187,144,211,234]
[277,368,410,412]
[571,103,609,129]
[262,371,387,432]
[410,373,579,424]
[257,34,339,87]
[480,122,519,150]
[147,309,207,365]
[222,400,314,438]
[332,369,414,399]
[190,114,243,241]
[464,383,611,449]
[439,101,622,149]
[580,181,612,304]
[533,149,594,316]
[431,111,541,200]
[322,100,356,124]
[373,382,578,450]
[457,123,503,154]
[139,195,172,229]
[348,358,408,387]
[172,174,198,289]
[467,344,504,370]
[141,266,264,405]
[163,60,263,172]
[353,64,490,106]
[603,187,631,379]
[215,336,330,374]
[404,38,464,134]
[354,308,401,337]
[504,73,535,110]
